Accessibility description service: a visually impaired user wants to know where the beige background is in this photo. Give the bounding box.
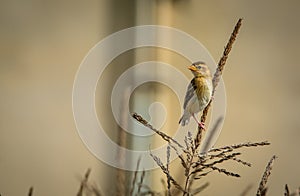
[1,0,299,195]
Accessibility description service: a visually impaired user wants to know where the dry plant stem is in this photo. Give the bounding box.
[28,186,34,196]
[90,186,102,196]
[187,118,223,191]
[150,152,187,194]
[256,155,277,196]
[160,178,167,195]
[191,182,209,195]
[194,18,243,149]
[182,154,195,195]
[209,141,270,152]
[129,156,141,196]
[239,184,253,196]
[132,113,185,151]
[133,110,271,195]
[167,145,171,196]
[284,184,290,196]
[137,170,146,195]
[116,92,128,196]
[182,18,243,196]
[77,168,91,196]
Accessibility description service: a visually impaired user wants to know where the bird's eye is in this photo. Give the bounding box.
[197,66,202,69]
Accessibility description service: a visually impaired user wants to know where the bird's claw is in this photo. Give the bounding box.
[198,122,206,130]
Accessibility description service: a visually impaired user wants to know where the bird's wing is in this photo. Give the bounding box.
[183,79,197,109]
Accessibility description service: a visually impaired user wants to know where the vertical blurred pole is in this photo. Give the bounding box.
[116,88,130,196]
[104,1,136,195]
[104,0,176,194]
[131,0,156,194]
[134,0,176,193]
[153,0,174,191]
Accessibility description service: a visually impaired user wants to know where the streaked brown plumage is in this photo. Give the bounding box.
[179,61,213,127]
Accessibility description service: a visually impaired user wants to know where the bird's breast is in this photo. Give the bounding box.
[193,77,212,108]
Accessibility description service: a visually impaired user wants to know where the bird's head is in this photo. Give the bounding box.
[188,61,211,77]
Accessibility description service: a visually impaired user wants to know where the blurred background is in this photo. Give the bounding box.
[1,0,299,195]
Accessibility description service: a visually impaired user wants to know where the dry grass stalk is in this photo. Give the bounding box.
[200,117,223,153]
[161,178,167,195]
[138,190,162,196]
[116,92,128,196]
[209,141,270,153]
[190,182,209,195]
[195,18,243,149]
[232,157,252,167]
[133,112,270,194]
[28,186,34,196]
[189,19,243,190]
[129,156,141,196]
[76,169,103,196]
[210,166,240,177]
[256,155,277,196]
[132,113,185,151]
[193,152,242,170]
[137,170,146,195]
[150,152,187,194]
[239,184,253,196]
[77,168,91,196]
[283,184,300,196]
[88,185,102,196]
[136,183,163,196]
[130,18,283,196]
[285,184,290,196]
[116,167,126,196]
[166,145,171,196]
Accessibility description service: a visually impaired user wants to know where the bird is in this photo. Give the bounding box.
[179,61,213,128]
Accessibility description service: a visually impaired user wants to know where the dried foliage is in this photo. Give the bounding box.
[132,18,261,195]
[256,155,276,196]
[130,157,141,196]
[133,113,270,195]
[130,18,295,196]
[76,168,102,196]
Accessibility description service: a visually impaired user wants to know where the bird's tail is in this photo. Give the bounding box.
[179,113,190,126]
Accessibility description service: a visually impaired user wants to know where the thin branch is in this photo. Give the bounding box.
[239,184,253,196]
[256,155,277,196]
[191,182,209,195]
[166,145,171,196]
[194,18,243,149]
[129,156,141,196]
[77,168,91,196]
[200,116,224,153]
[284,184,290,196]
[28,186,34,196]
[132,113,186,151]
[209,141,270,153]
[210,166,240,177]
[150,152,187,194]
[137,170,146,195]
[116,90,129,196]
[192,152,241,172]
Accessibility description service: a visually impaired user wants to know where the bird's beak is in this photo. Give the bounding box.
[188,65,197,71]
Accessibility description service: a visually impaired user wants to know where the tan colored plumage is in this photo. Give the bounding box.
[179,61,212,127]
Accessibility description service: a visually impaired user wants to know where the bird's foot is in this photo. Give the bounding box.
[198,122,206,130]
